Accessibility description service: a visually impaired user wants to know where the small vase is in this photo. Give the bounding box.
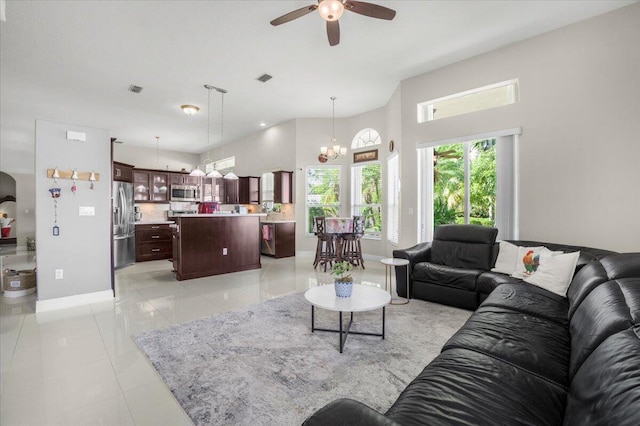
[334,281,353,298]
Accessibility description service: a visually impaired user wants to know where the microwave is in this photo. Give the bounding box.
[171,185,200,202]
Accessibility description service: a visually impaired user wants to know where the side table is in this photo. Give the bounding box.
[381,258,410,305]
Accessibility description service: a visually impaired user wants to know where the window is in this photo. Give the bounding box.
[351,162,382,239]
[418,79,518,123]
[417,129,519,242]
[205,156,235,173]
[432,139,496,228]
[306,166,341,234]
[351,128,381,150]
[387,153,400,244]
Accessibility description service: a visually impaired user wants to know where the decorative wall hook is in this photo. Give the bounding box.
[71,169,79,179]
[52,167,60,179]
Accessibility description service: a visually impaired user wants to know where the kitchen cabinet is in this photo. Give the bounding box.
[113,162,134,183]
[201,177,225,203]
[172,216,261,280]
[170,173,199,186]
[133,169,169,202]
[261,221,295,258]
[135,223,173,261]
[273,171,293,204]
[239,176,260,205]
[224,179,239,204]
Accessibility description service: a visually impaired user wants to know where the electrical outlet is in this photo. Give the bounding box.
[223,248,228,255]
[55,269,63,280]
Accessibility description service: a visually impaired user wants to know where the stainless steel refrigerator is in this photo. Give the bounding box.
[113,181,135,269]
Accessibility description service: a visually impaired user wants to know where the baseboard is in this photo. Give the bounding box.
[35,289,114,313]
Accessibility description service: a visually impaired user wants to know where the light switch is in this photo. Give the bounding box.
[79,206,95,216]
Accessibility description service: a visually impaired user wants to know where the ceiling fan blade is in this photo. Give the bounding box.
[345,0,396,20]
[270,4,318,26]
[327,20,340,46]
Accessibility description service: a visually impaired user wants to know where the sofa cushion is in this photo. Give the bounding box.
[384,348,567,426]
[480,283,570,327]
[430,225,498,270]
[443,306,570,387]
[523,251,580,297]
[476,271,523,295]
[564,328,640,426]
[568,277,640,379]
[506,240,616,274]
[412,262,482,292]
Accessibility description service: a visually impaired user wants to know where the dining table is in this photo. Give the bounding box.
[323,217,355,263]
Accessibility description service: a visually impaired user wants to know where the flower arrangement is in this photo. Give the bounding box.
[331,261,353,282]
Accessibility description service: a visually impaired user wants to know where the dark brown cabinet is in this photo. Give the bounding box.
[135,223,173,261]
[170,173,199,186]
[224,179,239,204]
[133,169,169,202]
[173,216,261,280]
[261,222,295,258]
[113,162,134,183]
[273,171,293,204]
[239,176,261,205]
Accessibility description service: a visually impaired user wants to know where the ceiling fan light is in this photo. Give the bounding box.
[318,0,344,21]
[190,167,206,177]
[181,105,200,115]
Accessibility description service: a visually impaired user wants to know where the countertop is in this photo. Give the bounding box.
[170,213,267,218]
[260,220,296,224]
[134,221,175,225]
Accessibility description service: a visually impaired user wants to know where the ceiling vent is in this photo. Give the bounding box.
[128,85,143,93]
[257,74,272,83]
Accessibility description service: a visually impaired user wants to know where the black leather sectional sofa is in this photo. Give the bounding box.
[303,251,640,425]
[391,225,616,310]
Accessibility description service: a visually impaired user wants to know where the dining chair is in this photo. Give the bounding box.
[313,216,338,271]
[341,215,365,269]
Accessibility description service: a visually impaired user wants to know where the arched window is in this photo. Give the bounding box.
[351,128,381,150]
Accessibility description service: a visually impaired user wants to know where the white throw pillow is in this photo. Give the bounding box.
[524,251,580,297]
[491,241,520,275]
[510,246,546,279]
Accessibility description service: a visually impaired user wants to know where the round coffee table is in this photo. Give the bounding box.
[304,284,391,353]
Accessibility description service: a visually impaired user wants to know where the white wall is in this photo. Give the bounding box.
[113,144,199,172]
[399,3,640,252]
[35,120,112,307]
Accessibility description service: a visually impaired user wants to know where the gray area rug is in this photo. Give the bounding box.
[134,291,471,426]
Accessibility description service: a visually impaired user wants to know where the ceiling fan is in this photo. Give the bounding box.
[270,0,396,46]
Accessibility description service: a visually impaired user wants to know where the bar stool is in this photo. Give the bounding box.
[341,216,365,269]
[313,217,338,272]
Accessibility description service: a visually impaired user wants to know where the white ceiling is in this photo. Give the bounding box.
[0,1,634,156]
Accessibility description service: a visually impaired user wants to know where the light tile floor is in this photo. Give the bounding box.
[0,256,389,425]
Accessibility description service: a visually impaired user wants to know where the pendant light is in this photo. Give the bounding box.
[218,87,238,180]
[320,96,347,160]
[204,85,222,178]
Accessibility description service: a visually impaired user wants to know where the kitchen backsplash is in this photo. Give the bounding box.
[136,203,169,222]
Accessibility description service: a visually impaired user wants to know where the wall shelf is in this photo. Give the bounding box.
[46,169,100,182]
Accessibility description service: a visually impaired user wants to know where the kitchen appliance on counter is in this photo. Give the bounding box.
[170,184,200,202]
[199,202,219,214]
[113,181,135,269]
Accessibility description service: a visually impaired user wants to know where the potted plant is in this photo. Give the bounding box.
[331,261,354,297]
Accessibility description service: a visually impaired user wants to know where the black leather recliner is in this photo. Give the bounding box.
[392,225,616,310]
[302,253,640,426]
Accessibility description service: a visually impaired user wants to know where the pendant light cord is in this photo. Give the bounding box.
[331,96,336,142]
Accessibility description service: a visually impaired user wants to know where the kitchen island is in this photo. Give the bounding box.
[172,213,265,281]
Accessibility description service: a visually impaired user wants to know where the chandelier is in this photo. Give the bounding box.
[320,96,347,161]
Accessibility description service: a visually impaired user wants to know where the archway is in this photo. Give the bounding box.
[0,171,17,245]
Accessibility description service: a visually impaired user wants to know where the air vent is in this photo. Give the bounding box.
[128,85,143,93]
[257,74,273,83]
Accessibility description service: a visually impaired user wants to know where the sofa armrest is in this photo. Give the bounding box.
[392,242,432,298]
[301,398,401,426]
